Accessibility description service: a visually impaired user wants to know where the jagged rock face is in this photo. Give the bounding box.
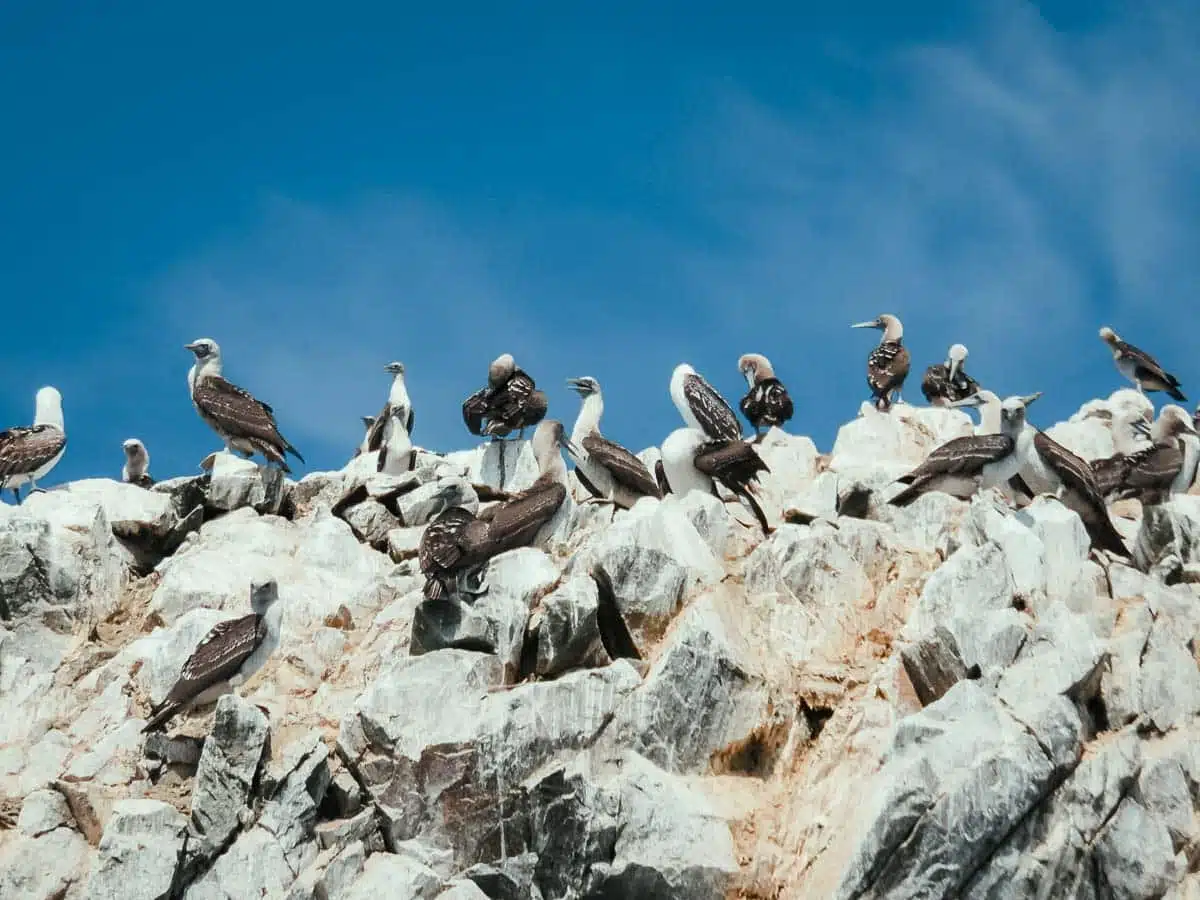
[1,391,1199,900]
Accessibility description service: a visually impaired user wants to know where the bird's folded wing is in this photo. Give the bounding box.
[0,425,66,480]
[683,374,742,441]
[581,434,660,496]
[164,613,265,706]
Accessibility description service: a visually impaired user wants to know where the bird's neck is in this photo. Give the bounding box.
[572,394,603,445]
[978,401,1001,434]
[189,357,222,392]
[261,602,284,638]
[389,375,409,405]
[539,449,570,487]
[881,322,903,344]
[34,397,64,430]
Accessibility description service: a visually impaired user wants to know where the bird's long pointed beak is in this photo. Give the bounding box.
[850,321,879,329]
[562,436,582,457]
[183,342,199,352]
[947,393,984,409]
[948,359,961,382]
[1131,418,1153,437]
[565,377,587,392]
[1020,392,1043,407]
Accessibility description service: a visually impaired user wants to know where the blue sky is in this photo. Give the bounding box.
[2,1,1197,494]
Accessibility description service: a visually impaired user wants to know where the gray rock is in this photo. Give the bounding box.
[526,761,620,899]
[184,826,296,900]
[342,852,442,900]
[412,548,559,681]
[0,824,92,900]
[835,681,1084,900]
[603,590,785,775]
[387,525,424,561]
[340,499,401,549]
[16,788,72,837]
[1095,799,1179,898]
[257,732,331,874]
[190,693,270,857]
[460,852,539,900]
[315,807,377,852]
[0,491,124,628]
[1135,495,1200,581]
[325,769,364,819]
[536,573,610,677]
[84,799,188,900]
[591,752,739,899]
[395,476,479,527]
[900,625,972,706]
[438,882,492,899]
[589,501,723,652]
[206,452,289,515]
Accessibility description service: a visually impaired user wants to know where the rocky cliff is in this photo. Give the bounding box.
[2,389,1200,900]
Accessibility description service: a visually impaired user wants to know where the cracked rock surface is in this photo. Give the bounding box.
[2,389,1200,899]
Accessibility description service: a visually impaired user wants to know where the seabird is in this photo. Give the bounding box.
[0,386,67,504]
[362,361,415,455]
[377,403,415,475]
[185,338,304,473]
[949,389,1003,434]
[121,438,154,488]
[1095,405,1199,502]
[921,344,980,407]
[660,427,771,534]
[888,394,1038,507]
[1006,401,1131,558]
[461,353,548,440]
[419,419,575,600]
[565,376,661,509]
[737,354,794,441]
[669,363,742,442]
[354,416,376,457]
[851,314,910,411]
[142,580,283,733]
[1098,327,1186,401]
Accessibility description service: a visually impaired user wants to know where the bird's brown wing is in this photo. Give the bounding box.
[192,377,294,464]
[682,373,742,442]
[160,613,266,708]
[1123,442,1184,492]
[1118,340,1184,393]
[365,404,390,452]
[462,387,490,435]
[485,479,566,552]
[581,434,661,498]
[921,364,950,403]
[0,425,66,484]
[419,507,477,575]
[868,342,910,396]
[900,434,1014,483]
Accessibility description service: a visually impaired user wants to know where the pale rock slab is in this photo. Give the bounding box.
[190,694,270,857]
[83,798,188,900]
[0,824,92,900]
[535,572,611,677]
[205,451,289,516]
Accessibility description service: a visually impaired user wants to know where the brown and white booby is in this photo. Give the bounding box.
[0,386,67,504]
[461,353,549,440]
[669,363,742,442]
[1099,327,1186,401]
[1094,405,1198,502]
[185,338,304,472]
[1009,402,1131,558]
[565,376,661,509]
[362,361,414,455]
[377,404,416,475]
[659,427,771,534]
[142,580,282,733]
[851,314,910,411]
[121,438,154,488]
[354,416,376,457]
[921,344,980,406]
[737,354,794,441]
[889,394,1037,506]
[419,419,575,600]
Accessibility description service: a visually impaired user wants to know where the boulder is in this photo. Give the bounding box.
[83,799,188,900]
[190,694,270,857]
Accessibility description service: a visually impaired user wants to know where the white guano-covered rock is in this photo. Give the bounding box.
[83,799,188,900]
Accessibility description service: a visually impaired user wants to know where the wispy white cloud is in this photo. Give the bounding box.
[676,0,1200,426]
[144,0,1200,469]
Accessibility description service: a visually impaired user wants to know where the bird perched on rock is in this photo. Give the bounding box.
[659,427,771,534]
[889,394,1038,506]
[1098,327,1186,401]
[362,361,414,455]
[737,354,794,441]
[851,314,910,411]
[420,419,575,599]
[669,363,742,442]
[566,376,661,509]
[142,580,283,733]
[354,416,376,457]
[461,353,548,440]
[1093,405,1199,502]
[121,438,153,488]
[921,344,980,407]
[0,386,67,504]
[185,338,304,473]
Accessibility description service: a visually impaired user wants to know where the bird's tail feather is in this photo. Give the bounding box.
[741,492,773,536]
[141,701,180,734]
[1168,386,1187,403]
[1088,516,1131,560]
[888,483,923,507]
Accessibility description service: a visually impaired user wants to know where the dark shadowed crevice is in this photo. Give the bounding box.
[800,701,833,742]
[591,564,641,662]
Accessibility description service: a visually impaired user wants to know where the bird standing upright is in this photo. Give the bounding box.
[851,314,910,411]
